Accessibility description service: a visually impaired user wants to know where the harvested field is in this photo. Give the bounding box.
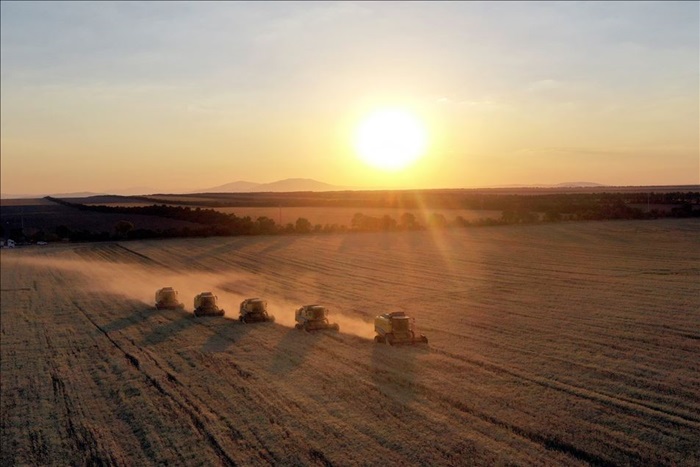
[1,219,699,466]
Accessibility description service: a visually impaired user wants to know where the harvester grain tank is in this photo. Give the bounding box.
[294,305,340,331]
[374,311,428,345]
[155,287,184,310]
[193,292,225,317]
[239,298,275,323]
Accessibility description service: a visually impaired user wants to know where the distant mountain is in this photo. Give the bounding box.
[484,181,605,189]
[1,187,157,199]
[194,180,263,193]
[0,191,105,199]
[104,186,158,196]
[195,178,349,193]
[553,181,605,188]
[257,178,347,192]
[1,179,346,199]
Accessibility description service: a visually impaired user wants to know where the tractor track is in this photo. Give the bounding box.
[177,309,698,465]
[113,243,172,269]
[430,346,700,428]
[70,300,240,467]
[154,316,619,465]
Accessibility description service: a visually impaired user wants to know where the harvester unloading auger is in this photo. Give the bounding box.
[155,287,185,310]
[374,311,428,345]
[193,292,225,317]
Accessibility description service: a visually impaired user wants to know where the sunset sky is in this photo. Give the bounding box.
[1,1,698,195]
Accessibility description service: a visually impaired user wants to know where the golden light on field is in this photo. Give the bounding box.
[353,108,428,171]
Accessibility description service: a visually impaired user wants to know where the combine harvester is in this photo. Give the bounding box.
[154,287,184,310]
[239,298,275,323]
[193,292,225,317]
[374,311,428,345]
[294,305,340,332]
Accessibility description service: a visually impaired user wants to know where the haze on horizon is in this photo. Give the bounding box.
[1,1,698,196]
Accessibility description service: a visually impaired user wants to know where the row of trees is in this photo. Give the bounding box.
[15,194,696,244]
[133,190,700,211]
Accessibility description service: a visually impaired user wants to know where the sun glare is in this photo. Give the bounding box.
[354,108,428,171]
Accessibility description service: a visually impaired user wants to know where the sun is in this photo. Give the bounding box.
[354,108,428,171]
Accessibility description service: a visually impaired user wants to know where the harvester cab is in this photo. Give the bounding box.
[155,287,184,310]
[374,311,428,345]
[194,292,225,317]
[294,305,340,332]
[239,298,275,323]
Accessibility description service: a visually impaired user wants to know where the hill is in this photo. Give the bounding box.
[195,178,348,193]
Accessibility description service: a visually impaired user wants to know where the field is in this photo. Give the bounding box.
[2,219,699,465]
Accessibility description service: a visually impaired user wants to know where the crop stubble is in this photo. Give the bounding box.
[1,219,699,466]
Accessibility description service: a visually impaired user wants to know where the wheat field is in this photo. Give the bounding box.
[1,219,699,466]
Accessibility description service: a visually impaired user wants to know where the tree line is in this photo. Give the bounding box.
[6,193,696,244]
[133,190,700,210]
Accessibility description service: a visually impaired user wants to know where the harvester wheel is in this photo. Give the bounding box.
[333,323,340,332]
[295,323,302,330]
[374,335,384,343]
[240,316,246,323]
[385,334,394,346]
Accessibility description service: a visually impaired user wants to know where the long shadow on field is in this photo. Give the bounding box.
[141,310,198,347]
[268,327,316,374]
[337,230,431,254]
[338,231,394,252]
[200,317,257,353]
[371,342,430,404]
[195,236,272,259]
[94,298,155,333]
[259,236,299,255]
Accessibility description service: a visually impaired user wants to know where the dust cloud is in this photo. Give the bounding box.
[15,255,245,317]
[14,254,375,338]
[329,312,375,339]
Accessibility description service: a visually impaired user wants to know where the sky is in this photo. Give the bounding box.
[1,1,698,195]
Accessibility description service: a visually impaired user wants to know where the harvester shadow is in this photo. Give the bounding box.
[141,310,199,347]
[338,231,394,253]
[268,327,316,375]
[99,298,157,334]
[338,231,425,252]
[371,342,429,404]
[196,236,271,259]
[259,236,299,255]
[200,317,256,353]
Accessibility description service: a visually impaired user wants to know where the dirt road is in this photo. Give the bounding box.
[2,220,699,465]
